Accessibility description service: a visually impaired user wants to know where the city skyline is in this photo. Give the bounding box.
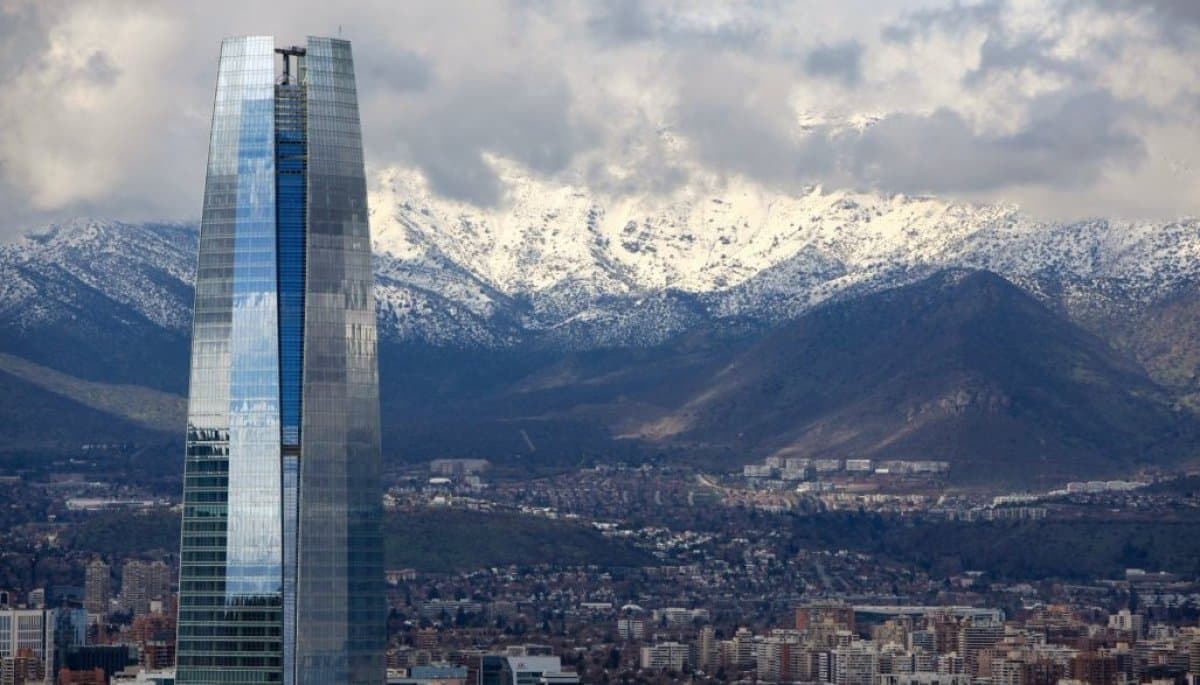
[0,4,1199,684]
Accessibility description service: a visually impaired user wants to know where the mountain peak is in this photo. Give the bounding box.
[6,177,1200,354]
[2,208,1200,484]
[630,269,1195,485]
[367,170,1200,347]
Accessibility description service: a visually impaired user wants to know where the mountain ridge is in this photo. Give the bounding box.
[2,183,1199,484]
[8,180,1199,358]
[369,168,1200,347]
[369,268,1198,485]
[631,269,1195,484]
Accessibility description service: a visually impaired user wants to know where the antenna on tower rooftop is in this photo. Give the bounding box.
[275,45,307,85]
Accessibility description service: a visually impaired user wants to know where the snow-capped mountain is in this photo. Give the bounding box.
[368,166,1200,346]
[0,219,196,333]
[3,185,1199,480]
[2,174,1197,352]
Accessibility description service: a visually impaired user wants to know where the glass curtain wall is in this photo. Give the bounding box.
[177,35,283,684]
[294,36,385,685]
[275,75,306,685]
[177,34,384,685]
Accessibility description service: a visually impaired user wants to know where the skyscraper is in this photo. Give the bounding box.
[84,560,109,616]
[176,36,384,685]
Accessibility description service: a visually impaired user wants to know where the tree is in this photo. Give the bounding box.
[606,647,621,670]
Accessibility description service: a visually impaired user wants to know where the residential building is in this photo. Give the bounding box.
[83,561,110,617]
[640,642,689,671]
[120,562,169,616]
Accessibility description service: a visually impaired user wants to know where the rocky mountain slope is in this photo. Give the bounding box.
[631,270,1195,484]
[373,270,1198,486]
[0,219,193,393]
[8,179,1200,359]
[6,180,1199,393]
[1,182,1198,483]
[369,168,1200,351]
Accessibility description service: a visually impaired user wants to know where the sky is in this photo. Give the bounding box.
[0,0,1197,237]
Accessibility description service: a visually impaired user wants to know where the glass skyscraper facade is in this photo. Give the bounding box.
[177,35,384,685]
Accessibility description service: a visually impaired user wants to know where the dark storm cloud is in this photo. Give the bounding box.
[1088,0,1200,26]
[882,0,1004,43]
[675,60,835,185]
[361,49,432,93]
[586,1,767,52]
[804,40,864,86]
[964,33,1088,85]
[0,1,1194,235]
[0,2,56,81]
[847,90,1144,193]
[586,0,655,43]
[83,51,121,86]
[393,71,599,206]
[1084,0,1200,45]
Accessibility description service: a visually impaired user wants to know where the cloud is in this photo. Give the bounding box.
[675,57,835,185]
[362,49,431,93]
[388,70,600,206]
[882,0,1004,44]
[0,0,1195,236]
[585,0,656,43]
[847,90,1145,194]
[585,1,769,52]
[804,40,864,86]
[1061,0,1200,79]
[0,2,57,81]
[0,3,201,225]
[672,78,1146,204]
[964,32,1087,85]
[1086,0,1200,40]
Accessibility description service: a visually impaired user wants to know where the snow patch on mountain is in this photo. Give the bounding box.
[368,164,1200,343]
[0,219,197,332]
[3,173,1198,349]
